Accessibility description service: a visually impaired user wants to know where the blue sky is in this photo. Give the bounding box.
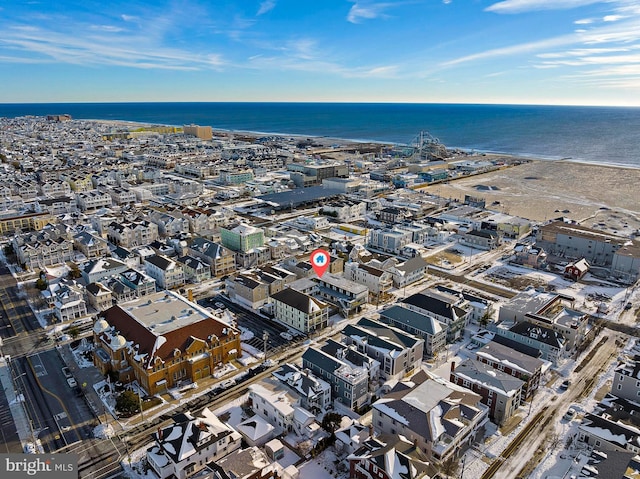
[1,0,639,105]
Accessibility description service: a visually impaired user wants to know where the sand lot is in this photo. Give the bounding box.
[425,160,640,232]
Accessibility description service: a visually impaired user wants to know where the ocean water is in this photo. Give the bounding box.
[1,102,639,167]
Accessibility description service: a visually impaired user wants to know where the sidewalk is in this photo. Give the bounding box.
[0,355,35,451]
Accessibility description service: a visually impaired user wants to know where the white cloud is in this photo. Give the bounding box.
[485,0,605,14]
[257,1,276,16]
[575,18,595,24]
[121,14,137,22]
[603,14,625,21]
[347,2,395,24]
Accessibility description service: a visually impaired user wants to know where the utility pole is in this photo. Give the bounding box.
[262,331,269,362]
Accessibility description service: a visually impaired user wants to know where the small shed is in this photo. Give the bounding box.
[564,258,590,281]
[265,438,285,460]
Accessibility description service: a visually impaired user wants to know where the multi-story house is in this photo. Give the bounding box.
[401,289,469,342]
[271,288,330,334]
[42,280,88,322]
[475,340,545,400]
[390,256,429,288]
[144,254,185,290]
[368,228,413,255]
[272,363,332,414]
[348,434,437,479]
[450,360,524,425]
[93,290,242,394]
[611,355,640,402]
[321,200,367,221]
[302,339,375,410]
[378,304,447,359]
[220,223,269,268]
[86,282,114,312]
[343,317,424,381]
[76,190,113,211]
[344,262,393,297]
[12,227,74,270]
[82,258,129,284]
[107,187,137,205]
[118,269,157,297]
[219,168,254,185]
[36,196,78,215]
[106,219,159,248]
[372,370,489,463]
[314,272,369,317]
[186,237,236,277]
[146,407,242,479]
[177,255,211,284]
[226,274,270,311]
[247,380,319,438]
[148,210,190,237]
[39,180,72,197]
[0,212,54,236]
[73,231,109,260]
[493,321,567,365]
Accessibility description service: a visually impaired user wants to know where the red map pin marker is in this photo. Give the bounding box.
[310,249,330,278]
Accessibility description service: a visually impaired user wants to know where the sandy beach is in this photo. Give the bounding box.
[424,159,640,232]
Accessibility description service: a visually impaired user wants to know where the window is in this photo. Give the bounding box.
[617,384,622,390]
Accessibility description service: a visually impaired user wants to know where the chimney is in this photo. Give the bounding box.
[188,289,193,302]
[368,424,374,439]
[157,427,163,441]
[451,361,456,373]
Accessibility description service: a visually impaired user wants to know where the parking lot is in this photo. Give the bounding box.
[199,295,301,354]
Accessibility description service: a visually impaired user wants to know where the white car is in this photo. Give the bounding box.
[563,407,577,421]
[67,377,78,388]
[280,332,293,341]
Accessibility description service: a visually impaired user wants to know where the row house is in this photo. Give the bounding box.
[475,340,545,400]
[372,370,489,463]
[39,180,72,197]
[61,172,93,192]
[93,290,242,394]
[73,231,109,260]
[343,317,424,381]
[76,190,113,211]
[177,255,212,284]
[578,397,640,454]
[42,280,88,322]
[450,360,524,425]
[379,305,447,359]
[302,339,376,410]
[148,210,190,237]
[272,363,332,414]
[493,321,567,365]
[254,268,291,296]
[226,274,270,311]
[271,288,330,334]
[36,196,78,215]
[107,187,137,205]
[106,219,159,248]
[179,207,230,236]
[187,237,236,277]
[13,234,73,270]
[401,289,469,342]
[146,407,242,479]
[10,180,38,199]
[105,277,138,304]
[344,261,393,297]
[459,229,501,250]
[144,254,185,290]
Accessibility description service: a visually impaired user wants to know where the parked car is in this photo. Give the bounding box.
[67,377,78,388]
[61,367,72,378]
[563,407,577,421]
[280,332,293,341]
[560,379,571,390]
[215,302,226,309]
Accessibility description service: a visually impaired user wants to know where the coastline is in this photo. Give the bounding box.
[90,118,640,232]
